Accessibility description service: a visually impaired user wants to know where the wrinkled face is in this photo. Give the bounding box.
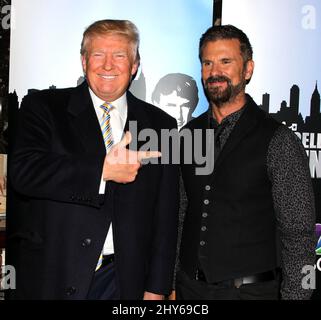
[156,90,191,129]
[201,39,253,106]
[82,34,138,102]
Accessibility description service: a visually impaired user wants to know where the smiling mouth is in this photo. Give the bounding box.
[209,80,226,85]
[207,81,227,90]
[98,74,117,80]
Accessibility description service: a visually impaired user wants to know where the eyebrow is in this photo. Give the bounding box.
[113,50,127,54]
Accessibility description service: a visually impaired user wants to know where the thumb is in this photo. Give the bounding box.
[117,131,132,148]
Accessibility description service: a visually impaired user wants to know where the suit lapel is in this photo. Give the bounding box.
[67,86,151,155]
[67,81,106,155]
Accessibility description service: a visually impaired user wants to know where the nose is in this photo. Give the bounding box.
[204,61,223,77]
[103,55,113,70]
[209,63,223,77]
[177,106,184,124]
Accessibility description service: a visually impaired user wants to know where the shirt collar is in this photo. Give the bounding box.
[208,102,246,129]
[88,87,128,121]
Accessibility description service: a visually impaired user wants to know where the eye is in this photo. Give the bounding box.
[114,52,126,59]
[221,58,232,64]
[202,60,212,67]
[92,52,104,58]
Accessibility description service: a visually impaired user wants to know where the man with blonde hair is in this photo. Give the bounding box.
[7,19,179,300]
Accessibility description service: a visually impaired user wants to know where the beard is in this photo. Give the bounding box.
[204,75,246,106]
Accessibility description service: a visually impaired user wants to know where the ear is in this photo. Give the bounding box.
[244,60,254,81]
[131,61,139,76]
[81,55,87,74]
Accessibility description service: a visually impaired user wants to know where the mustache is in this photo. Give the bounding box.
[205,76,230,85]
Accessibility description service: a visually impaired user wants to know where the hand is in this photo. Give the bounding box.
[168,290,176,300]
[102,131,161,184]
[143,291,165,300]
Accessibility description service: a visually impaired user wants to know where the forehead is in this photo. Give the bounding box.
[159,91,190,104]
[202,38,242,58]
[87,34,132,51]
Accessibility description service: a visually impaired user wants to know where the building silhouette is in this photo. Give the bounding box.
[305,82,321,131]
[261,93,270,113]
[77,76,85,86]
[290,85,299,117]
[259,82,321,133]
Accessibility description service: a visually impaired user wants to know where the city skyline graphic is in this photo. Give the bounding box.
[8,79,321,254]
[259,82,321,133]
[14,79,321,133]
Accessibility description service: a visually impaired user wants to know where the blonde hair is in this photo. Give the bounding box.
[80,19,140,63]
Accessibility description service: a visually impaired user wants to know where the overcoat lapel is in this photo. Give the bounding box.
[67,82,106,155]
[66,86,153,163]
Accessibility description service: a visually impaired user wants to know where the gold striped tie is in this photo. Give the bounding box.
[96,102,114,272]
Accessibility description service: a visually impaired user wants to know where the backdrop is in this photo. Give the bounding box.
[9,0,211,118]
[8,0,320,299]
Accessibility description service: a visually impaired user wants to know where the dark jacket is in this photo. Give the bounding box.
[7,82,179,299]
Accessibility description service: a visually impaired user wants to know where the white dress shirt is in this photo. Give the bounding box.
[89,87,128,255]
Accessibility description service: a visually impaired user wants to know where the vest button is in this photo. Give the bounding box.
[66,286,76,296]
[205,185,211,191]
[202,212,208,218]
[204,199,210,205]
[201,226,207,232]
[82,238,92,247]
[200,241,206,246]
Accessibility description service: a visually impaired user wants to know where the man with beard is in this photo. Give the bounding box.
[175,25,316,300]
